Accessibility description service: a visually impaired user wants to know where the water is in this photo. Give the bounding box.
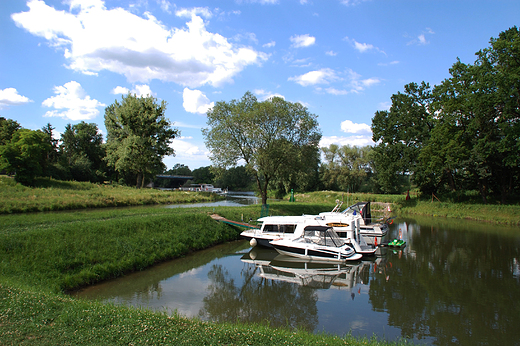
[72,216,520,345]
[166,192,260,208]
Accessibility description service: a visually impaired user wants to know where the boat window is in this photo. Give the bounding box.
[263,224,297,233]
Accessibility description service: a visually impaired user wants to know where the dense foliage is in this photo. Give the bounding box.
[203,91,322,204]
[371,27,520,202]
[104,94,180,188]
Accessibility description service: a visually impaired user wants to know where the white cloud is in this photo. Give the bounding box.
[290,34,316,48]
[183,88,214,114]
[12,1,268,88]
[111,84,153,97]
[111,86,130,95]
[320,135,374,148]
[407,28,434,46]
[263,41,276,48]
[170,137,208,158]
[175,7,213,19]
[325,50,337,56]
[340,120,371,134]
[340,0,371,6]
[289,68,338,86]
[0,88,33,108]
[254,89,285,101]
[344,36,385,54]
[42,81,105,120]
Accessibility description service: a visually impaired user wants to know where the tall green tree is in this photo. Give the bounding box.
[59,122,105,182]
[371,82,434,194]
[104,94,179,188]
[426,27,520,203]
[203,92,322,205]
[0,129,50,185]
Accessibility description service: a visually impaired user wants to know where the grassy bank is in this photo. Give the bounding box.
[289,190,520,226]
[0,203,407,345]
[0,176,221,214]
[1,281,402,346]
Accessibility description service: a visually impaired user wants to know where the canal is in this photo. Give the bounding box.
[72,214,520,345]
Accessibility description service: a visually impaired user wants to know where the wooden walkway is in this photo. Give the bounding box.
[210,214,257,229]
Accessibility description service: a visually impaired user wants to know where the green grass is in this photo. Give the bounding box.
[0,281,408,346]
[0,202,407,345]
[2,178,517,345]
[0,176,221,214]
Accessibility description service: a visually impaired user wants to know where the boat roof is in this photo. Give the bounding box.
[257,215,318,223]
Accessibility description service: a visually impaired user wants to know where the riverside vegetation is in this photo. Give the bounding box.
[1,178,518,345]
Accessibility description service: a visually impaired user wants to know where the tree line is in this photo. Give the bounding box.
[1,27,518,204]
[372,27,520,203]
[1,94,178,187]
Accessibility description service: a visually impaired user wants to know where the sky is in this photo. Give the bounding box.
[1,0,519,170]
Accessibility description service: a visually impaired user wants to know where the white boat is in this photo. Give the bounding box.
[239,204,380,256]
[269,225,363,263]
[318,201,389,245]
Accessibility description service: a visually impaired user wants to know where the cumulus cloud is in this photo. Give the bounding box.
[42,81,105,120]
[0,88,33,108]
[288,68,338,86]
[12,0,268,87]
[290,34,316,48]
[340,120,372,134]
[111,86,130,95]
[182,88,214,114]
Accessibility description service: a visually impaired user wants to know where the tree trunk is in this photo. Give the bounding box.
[136,172,143,189]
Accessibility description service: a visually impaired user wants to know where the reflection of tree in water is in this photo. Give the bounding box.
[369,221,520,345]
[199,264,319,332]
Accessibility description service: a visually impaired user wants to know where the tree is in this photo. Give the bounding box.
[104,94,179,188]
[59,121,105,182]
[320,144,373,192]
[192,166,215,184]
[165,163,192,176]
[0,117,21,146]
[427,27,520,203]
[213,166,255,191]
[0,129,50,185]
[371,82,434,194]
[203,92,322,205]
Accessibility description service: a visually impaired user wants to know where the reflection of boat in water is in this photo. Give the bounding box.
[270,226,363,263]
[240,247,382,290]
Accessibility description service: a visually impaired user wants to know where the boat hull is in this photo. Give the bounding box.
[270,243,362,263]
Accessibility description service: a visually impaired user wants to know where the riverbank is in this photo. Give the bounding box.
[290,191,520,226]
[0,176,222,214]
[0,203,408,345]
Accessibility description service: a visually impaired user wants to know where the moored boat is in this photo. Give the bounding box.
[269,225,363,263]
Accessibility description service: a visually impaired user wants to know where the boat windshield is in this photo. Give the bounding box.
[303,229,345,247]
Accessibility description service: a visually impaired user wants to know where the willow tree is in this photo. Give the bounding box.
[202,91,321,205]
[104,94,179,188]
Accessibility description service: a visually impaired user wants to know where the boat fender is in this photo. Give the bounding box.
[250,238,258,247]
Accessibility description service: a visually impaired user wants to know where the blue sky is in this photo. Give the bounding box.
[1,0,519,170]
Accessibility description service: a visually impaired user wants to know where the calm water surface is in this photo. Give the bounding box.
[73,216,520,345]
